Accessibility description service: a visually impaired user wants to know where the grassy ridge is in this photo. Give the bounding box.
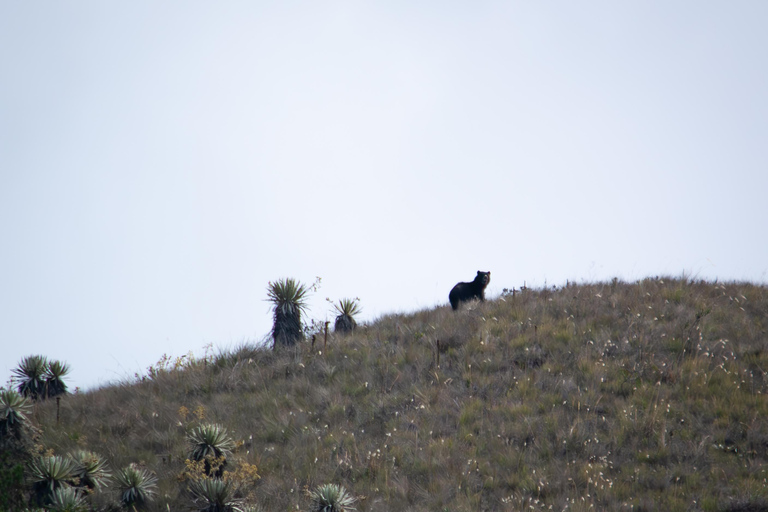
[31,278,768,511]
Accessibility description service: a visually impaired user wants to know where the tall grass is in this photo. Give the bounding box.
[28,278,768,511]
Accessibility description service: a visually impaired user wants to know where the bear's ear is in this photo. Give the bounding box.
[477,271,482,275]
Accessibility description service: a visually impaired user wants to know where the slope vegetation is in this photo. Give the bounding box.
[30,278,768,511]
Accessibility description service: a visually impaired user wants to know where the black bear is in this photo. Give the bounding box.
[449,271,491,310]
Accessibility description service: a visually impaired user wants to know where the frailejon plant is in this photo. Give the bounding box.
[47,485,87,512]
[308,483,357,512]
[267,278,311,349]
[188,424,235,477]
[332,298,361,333]
[240,506,266,512]
[69,450,111,491]
[12,356,70,401]
[13,355,49,401]
[0,389,33,510]
[114,464,158,510]
[46,360,70,399]
[28,455,76,507]
[188,477,243,512]
[0,389,32,440]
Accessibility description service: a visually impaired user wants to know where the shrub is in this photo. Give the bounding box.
[0,451,27,511]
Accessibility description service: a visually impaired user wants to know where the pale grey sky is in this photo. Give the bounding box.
[2,1,767,391]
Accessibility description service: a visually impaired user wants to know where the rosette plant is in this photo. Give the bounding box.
[189,477,242,512]
[309,483,357,512]
[70,450,111,491]
[332,298,361,333]
[46,359,70,399]
[12,355,70,401]
[28,455,76,506]
[0,388,32,440]
[47,485,87,512]
[13,355,49,400]
[115,464,158,509]
[188,423,235,477]
[267,278,311,349]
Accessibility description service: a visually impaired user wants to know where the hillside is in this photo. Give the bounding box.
[7,277,768,511]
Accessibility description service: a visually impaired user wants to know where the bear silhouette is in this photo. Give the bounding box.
[449,271,491,310]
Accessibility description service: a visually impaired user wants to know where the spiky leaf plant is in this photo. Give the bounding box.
[45,360,70,399]
[47,485,87,512]
[240,506,266,512]
[188,477,243,512]
[13,355,49,401]
[308,483,357,512]
[114,464,157,509]
[0,388,32,440]
[267,278,310,349]
[28,455,76,506]
[332,298,361,333]
[69,450,111,491]
[188,424,235,477]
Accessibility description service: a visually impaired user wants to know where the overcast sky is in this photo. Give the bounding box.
[2,1,767,391]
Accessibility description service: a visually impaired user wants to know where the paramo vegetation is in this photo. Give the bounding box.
[2,276,768,511]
